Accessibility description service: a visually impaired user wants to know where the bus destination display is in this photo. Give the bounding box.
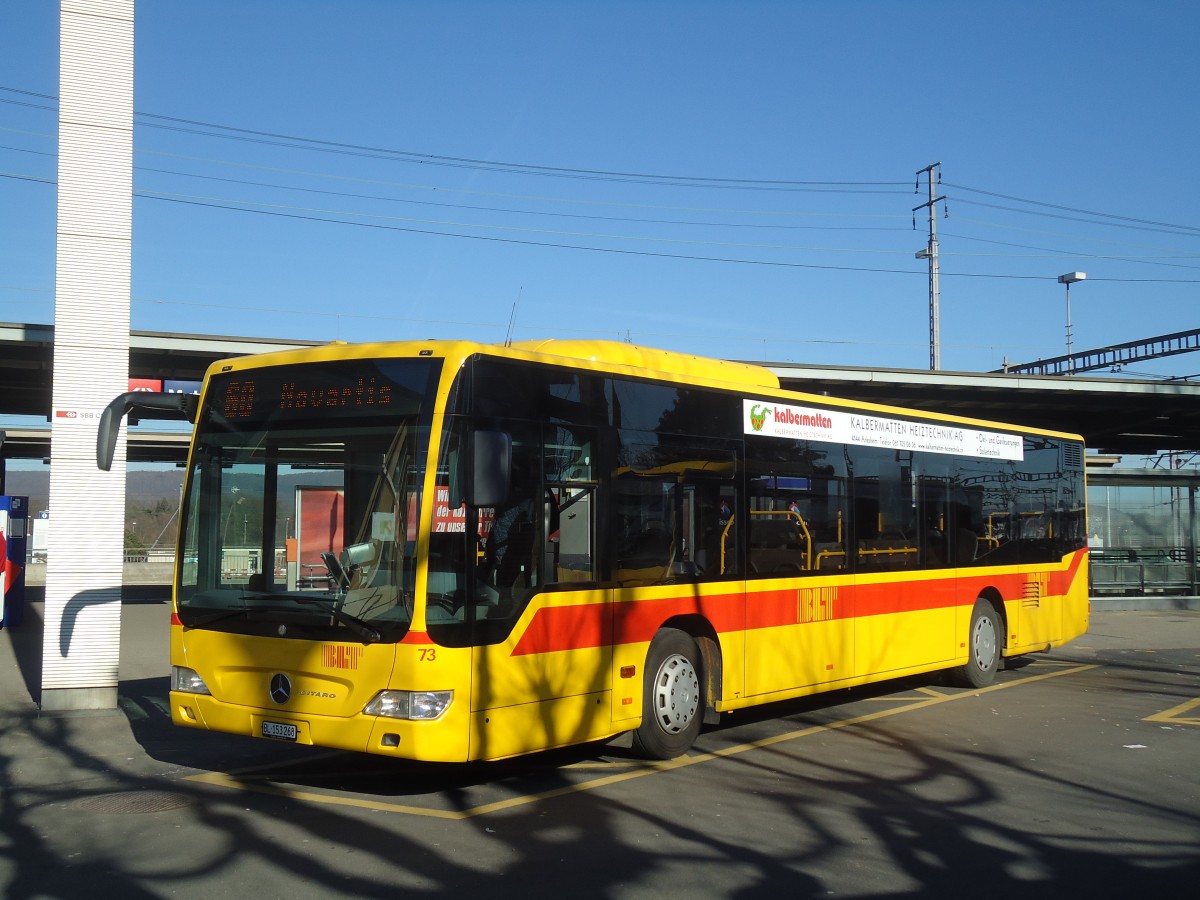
[214,361,437,424]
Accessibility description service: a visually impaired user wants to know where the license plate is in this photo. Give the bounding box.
[261,720,297,741]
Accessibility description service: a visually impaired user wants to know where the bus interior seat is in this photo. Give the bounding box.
[617,526,676,583]
[955,528,978,564]
[749,518,807,574]
[494,521,537,589]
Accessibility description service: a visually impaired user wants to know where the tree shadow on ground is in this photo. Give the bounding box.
[4,667,1200,898]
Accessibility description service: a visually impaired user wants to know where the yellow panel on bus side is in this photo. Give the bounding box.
[744,576,854,698]
[1063,552,1090,641]
[1006,551,1090,654]
[851,570,959,679]
[1016,572,1063,649]
[469,587,615,760]
[469,692,614,761]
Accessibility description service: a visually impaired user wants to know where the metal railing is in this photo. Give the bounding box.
[1090,547,1197,596]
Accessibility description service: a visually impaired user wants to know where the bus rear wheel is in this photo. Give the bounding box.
[632,628,705,760]
[952,599,1001,689]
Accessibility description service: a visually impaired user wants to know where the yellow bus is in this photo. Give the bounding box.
[99,339,1089,762]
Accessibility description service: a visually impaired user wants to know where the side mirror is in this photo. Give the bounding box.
[97,391,200,471]
[470,431,511,508]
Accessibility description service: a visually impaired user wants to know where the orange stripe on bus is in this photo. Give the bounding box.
[614,592,746,645]
[509,549,1087,657]
[512,604,613,656]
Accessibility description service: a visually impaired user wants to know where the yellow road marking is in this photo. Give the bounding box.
[186,771,468,819]
[185,663,1098,819]
[1144,696,1200,726]
[863,685,946,702]
[1020,659,1079,667]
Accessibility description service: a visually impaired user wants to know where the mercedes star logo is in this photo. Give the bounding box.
[269,673,292,704]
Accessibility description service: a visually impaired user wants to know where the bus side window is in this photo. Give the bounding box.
[613,477,676,585]
[478,434,541,617]
[546,425,597,585]
[612,432,738,585]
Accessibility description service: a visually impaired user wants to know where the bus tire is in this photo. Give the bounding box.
[952,599,1001,689]
[632,628,705,760]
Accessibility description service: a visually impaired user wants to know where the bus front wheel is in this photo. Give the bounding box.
[632,628,705,760]
[952,599,1001,689]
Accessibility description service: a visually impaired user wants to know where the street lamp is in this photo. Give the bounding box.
[1058,271,1086,372]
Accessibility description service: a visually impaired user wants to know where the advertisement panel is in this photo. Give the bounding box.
[164,379,202,395]
[743,399,1024,461]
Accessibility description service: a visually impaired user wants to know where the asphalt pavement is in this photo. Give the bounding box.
[2,591,1198,898]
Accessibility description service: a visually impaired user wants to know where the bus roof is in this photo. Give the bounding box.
[200,337,1081,442]
[507,339,780,390]
[207,337,780,392]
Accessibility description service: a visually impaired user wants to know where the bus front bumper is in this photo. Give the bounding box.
[170,690,471,762]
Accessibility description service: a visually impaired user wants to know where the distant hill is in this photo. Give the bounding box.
[3,467,339,550]
[3,469,49,515]
[4,468,185,550]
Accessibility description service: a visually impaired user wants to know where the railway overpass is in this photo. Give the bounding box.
[0,322,317,466]
[3,320,1200,461]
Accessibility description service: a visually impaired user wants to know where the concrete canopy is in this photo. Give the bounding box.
[1,321,1197,458]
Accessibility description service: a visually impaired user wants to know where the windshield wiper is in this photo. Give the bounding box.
[273,594,382,643]
[180,593,382,642]
[182,607,251,628]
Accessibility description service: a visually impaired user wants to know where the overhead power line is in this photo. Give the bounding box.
[6,83,1200,283]
[941,231,1200,272]
[6,167,1200,283]
[0,85,905,193]
[946,182,1200,237]
[3,82,1197,236]
[948,196,1200,239]
[142,192,931,275]
[0,130,912,219]
[129,163,911,233]
[139,187,917,253]
[139,115,910,192]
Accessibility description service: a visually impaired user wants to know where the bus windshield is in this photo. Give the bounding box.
[176,358,441,643]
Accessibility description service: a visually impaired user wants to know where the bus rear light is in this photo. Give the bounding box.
[171,666,211,695]
[364,690,453,721]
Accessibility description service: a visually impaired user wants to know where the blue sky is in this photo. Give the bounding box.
[2,1,1198,377]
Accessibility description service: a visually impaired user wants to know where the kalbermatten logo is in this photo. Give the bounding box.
[749,403,770,432]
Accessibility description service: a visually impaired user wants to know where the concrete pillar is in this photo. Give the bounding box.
[41,0,135,711]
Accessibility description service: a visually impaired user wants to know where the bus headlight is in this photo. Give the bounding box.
[364,690,453,721]
[171,666,211,695]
